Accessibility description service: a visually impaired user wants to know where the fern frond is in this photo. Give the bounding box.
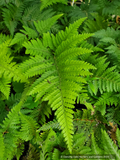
[116,128,120,147]
[0,133,5,160]
[34,14,63,35]
[0,105,21,159]
[0,74,11,99]
[19,113,38,141]
[91,132,104,156]
[0,84,35,160]
[94,92,119,116]
[2,3,22,36]
[40,0,67,11]
[83,13,107,33]
[41,129,57,159]
[72,132,91,154]
[21,26,38,39]
[0,40,27,98]
[20,17,95,153]
[101,129,120,160]
[0,34,11,44]
[35,102,52,125]
[55,33,94,55]
[54,17,90,48]
[0,0,14,6]
[10,33,27,46]
[93,27,119,40]
[22,6,55,26]
[52,148,60,160]
[23,39,50,57]
[37,119,60,132]
[83,53,120,95]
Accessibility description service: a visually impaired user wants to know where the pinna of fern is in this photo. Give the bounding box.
[18,17,95,153]
[0,38,27,99]
[0,86,41,160]
[78,48,120,116]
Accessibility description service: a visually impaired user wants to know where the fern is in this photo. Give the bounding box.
[116,128,120,147]
[24,143,40,160]
[1,1,120,159]
[93,27,120,72]
[2,3,23,36]
[0,40,27,98]
[0,104,21,159]
[0,85,39,160]
[91,132,104,157]
[29,101,52,125]
[40,0,67,11]
[37,119,60,132]
[19,113,38,141]
[83,13,108,33]
[52,148,61,160]
[18,17,96,153]
[101,129,120,160]
[80,53,120,96]
[10,14,63,47]
[0,133,5,160]
[34,14,63,35]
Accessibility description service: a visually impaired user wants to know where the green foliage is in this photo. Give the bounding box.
[0,0,120,159]
[40,0,67,11]
[18,16,95,153]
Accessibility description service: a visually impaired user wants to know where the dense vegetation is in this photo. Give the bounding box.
[0,0,120,159]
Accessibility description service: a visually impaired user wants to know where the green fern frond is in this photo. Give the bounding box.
[0,85,34,160]
[2,3,22,36]
[0,34,11,44]
[54,17,90,48]
[36,102,52,125]
[0,105,21,159]
[20,113,38,141]
[0,133,5,160]
[91,132,104,156]
[83,13,107,33]
[34,14,63,35]
[14,140,24,160]
[37,119,60,132]
[92,66,120,94]
[98,0,106,9]
[102,0,120,15]
[73,132,85,149]
[22,6,55,26]
[94,92,119,115]
[93,27,119,40]
[72,132,91,154]
[116,128,120,147]
[10,33,27,46]
[23,39,51,57]
[42,18,90,51]
[101,129,120,160]
[41,129,57,159]
[0,0,14,6]
[19,17,95,153]
[0,74,11,99]
[105,106,120,125]
[21,26,38,39]
[83,53,120,95]
[52,148,60,160]
[40,0,67,11]
[0,40,27,98]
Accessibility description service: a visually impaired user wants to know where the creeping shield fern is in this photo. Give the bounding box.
[18,17,95,153]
